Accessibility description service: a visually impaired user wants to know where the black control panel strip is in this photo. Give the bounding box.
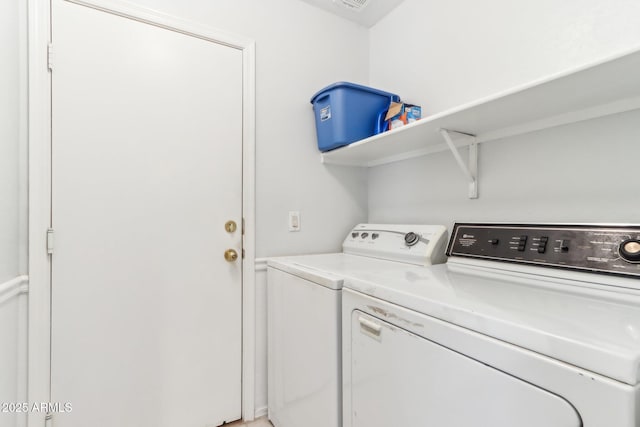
[446,223,640,278]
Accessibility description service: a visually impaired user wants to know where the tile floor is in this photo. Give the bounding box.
[227,416,272,427]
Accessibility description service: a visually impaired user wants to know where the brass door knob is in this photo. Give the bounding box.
[224,249,239,262]
[225,220,237,233]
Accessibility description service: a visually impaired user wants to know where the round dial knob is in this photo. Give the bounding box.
[404,232,420,246]
[620,239,640,262]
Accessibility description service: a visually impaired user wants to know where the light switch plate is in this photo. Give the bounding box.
[288,211,300,232]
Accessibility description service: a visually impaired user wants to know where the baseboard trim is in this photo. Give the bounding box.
[254,405,268,419]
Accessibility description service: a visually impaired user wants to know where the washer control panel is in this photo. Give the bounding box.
[343,224,448,266]
[447,223,640,277]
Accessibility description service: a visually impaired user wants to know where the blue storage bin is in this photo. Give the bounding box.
[310,82,400,152]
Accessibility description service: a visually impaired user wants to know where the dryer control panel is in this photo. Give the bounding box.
[447,223,640,278]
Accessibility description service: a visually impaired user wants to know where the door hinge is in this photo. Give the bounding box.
[242,217,245,235]
[45,412,53,427]
[242,248,245,259]
[47,228,55,254]
[47,43,53,71]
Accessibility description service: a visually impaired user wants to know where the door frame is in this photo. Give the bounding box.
[27,0,257,424]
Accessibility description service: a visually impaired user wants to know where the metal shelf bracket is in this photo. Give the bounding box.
[439,128,478,199]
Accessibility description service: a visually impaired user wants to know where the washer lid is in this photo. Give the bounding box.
[267,252,428,290]
[343,263,640,385]
[268,255,345,290]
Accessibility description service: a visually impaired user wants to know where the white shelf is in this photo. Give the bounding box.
[321,46,640,168]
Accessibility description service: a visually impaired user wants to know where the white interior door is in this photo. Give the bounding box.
[50,1,243,426]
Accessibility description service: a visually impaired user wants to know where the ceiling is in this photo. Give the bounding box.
[298,0,405,28]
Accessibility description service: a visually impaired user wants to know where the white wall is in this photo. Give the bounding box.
[369,110,640,227]
[367,0,640,229]
[0,0,28,426]
[370,0,640,113]
[99,0,370,415]
[0,0,26,283]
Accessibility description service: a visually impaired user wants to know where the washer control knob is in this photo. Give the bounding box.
[361,232,369,239]
[620,239,640,262]
[404,232,420,246]
[352,232,359,238]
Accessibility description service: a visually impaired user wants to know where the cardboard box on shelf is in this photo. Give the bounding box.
[384,102,422,130]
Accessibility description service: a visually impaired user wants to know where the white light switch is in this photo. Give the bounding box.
[288,211,300,232]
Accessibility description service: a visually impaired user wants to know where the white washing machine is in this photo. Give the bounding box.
[342,223,640,427]
[267,224,448,427]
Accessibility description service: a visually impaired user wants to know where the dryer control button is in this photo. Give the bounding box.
[404,232,420,246]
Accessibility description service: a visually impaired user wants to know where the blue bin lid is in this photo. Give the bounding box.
[310,81,400,104]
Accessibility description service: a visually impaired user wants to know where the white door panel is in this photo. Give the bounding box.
[350,310,582,427]
[51,1,242,426]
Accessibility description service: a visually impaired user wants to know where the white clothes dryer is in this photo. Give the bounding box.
[342,223,640,427]
[267,224,448,427]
